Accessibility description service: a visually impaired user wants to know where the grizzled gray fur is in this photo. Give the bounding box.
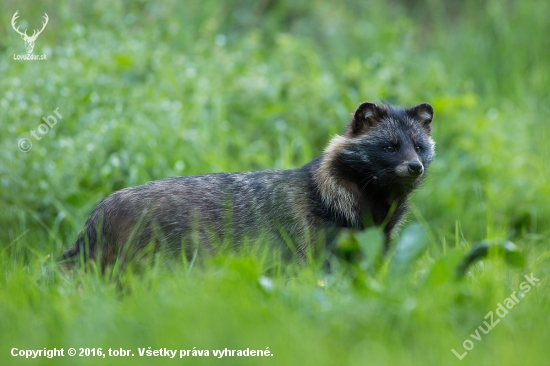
[60,102,435,268]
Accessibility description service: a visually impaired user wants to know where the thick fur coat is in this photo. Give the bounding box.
[61,102,435,268]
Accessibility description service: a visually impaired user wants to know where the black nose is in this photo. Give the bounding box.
[408,161,424,176]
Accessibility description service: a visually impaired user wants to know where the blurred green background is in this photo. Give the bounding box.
[1,0,549,365]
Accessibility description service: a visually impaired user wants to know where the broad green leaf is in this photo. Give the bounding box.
[389,223,429,276]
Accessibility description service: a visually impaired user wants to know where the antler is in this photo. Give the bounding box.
[29,13,49,40]
[11,11,28,38]
[11,11,49,40]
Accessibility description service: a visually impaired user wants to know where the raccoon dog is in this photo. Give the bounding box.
[60,102,435,268]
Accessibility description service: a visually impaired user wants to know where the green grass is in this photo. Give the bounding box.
[1,0,549,365]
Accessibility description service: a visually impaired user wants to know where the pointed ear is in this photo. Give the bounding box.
[347,102,385,136]
[407,103,434,132]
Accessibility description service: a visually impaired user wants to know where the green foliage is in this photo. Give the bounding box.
[456,239,526,277]
[1,0,549,365]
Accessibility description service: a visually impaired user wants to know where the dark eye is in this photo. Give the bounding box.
[384,146,396,153]
[414,145,421,152]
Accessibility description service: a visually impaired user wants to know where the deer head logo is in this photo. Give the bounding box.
[11,11,49,54]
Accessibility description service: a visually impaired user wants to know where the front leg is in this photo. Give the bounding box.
[366,199,408,254]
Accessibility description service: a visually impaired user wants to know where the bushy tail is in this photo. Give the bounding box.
[58,221,99,268]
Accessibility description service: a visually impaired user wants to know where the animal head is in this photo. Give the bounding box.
[11,11,49,54]
[338,102,435,192]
